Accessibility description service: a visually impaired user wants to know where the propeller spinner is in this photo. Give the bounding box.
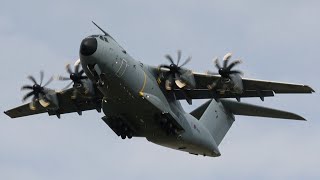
[57,60,88,99]
[207,53,243,90]
[159,50,195,90]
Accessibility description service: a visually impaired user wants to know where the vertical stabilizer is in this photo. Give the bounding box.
[199,100,235,146]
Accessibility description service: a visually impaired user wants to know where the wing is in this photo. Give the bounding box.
[153,67,314,100]
[4,88,102,119]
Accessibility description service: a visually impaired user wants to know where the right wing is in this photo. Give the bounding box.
[4,88,102,119]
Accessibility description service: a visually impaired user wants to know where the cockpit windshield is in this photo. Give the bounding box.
[89,35,109,43]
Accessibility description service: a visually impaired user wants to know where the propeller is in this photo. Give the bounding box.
[159,50,195,91]
[207,52,243,90]
[21,71,53,110]
[57,60,88,99]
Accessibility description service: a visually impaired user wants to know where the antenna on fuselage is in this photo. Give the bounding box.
[92,21,109,36]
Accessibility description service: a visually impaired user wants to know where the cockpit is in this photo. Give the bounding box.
[89,35,109,43]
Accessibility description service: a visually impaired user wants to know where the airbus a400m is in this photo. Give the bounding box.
[4,22,314,157]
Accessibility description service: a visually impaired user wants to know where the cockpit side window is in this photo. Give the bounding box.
[89,35,99,38]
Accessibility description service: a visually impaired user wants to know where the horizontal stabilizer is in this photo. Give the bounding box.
[220,99,306,120]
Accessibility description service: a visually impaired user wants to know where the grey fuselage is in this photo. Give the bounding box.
[79,34,220,157]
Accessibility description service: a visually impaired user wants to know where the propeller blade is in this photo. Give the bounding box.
[179,56,191,67]
[28,75,37,85]
[40,71,44,85]
[79,69,85,76]
[75,63,80,74]
[43,76,53,87]
[165,55,175,65]
[159,64,171,70]
[66,64,73,74]
[80,76,88,79]
[227,60,242,71]
[179,70,196,89]
[21,85,33,91]
[175,79,186,88]
[29,97,37,110]
[23,91,34,102]
[62,82,73,90]
[223,52,233,61]
[207,79,220,90]
[223,52,232,68]
[176,50,182,66]
[165,75,174,90]
[214,58,221,69]
[181,90,192,105]
[174,72,186,88]
[71,87,78,99]
[74,59,81,66]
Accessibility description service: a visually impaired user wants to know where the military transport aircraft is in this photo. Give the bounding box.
[4,22,314,157]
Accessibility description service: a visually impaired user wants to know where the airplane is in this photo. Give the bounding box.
[4,22,315,157]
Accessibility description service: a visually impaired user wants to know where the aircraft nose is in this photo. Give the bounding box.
[80,37,97,56]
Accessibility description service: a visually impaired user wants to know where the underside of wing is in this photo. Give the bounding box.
[4,88,102,119]
[4,102,47,118]
[242,78,315,93]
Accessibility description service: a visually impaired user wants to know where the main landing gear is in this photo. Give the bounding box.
[102,116,135,140]
[159,117,178,136]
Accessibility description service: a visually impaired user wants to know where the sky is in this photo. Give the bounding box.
[0,0,319,179]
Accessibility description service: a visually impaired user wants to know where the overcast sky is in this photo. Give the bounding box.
[0,1,319,180]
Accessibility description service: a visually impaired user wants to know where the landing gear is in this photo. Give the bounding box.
[110,120,134,140]
[118,125,133,140]
[102,116,135,140]
[159,117,178,136]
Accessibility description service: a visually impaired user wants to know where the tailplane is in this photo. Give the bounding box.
[193,99,306,146]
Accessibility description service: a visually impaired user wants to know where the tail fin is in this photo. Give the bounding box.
[199,100,235,146]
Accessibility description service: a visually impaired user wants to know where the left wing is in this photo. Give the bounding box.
[4,88,102,119]
[152,65,314,100]
[175,72,314,100]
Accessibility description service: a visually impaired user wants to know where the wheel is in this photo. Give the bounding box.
[127,132,133,139]
[121,134,126,139]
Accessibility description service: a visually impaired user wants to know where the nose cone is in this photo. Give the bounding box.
[80,38,97,56]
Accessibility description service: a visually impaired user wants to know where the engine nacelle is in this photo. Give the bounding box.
[223,74,243,94]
